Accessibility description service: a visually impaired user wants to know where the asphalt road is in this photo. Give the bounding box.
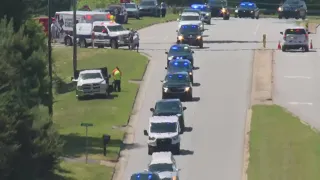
[273,22,320,129]
[122,18,302,180]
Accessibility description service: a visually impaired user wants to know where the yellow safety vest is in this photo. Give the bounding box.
[114,70,121,80]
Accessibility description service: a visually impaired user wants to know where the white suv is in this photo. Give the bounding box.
[280,27,310,52]
[143,116,182,155]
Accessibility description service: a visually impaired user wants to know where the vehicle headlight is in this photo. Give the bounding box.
[221,8,226,13]
[235,9,238,13]
[185,87,190,91]
[77,86,82,90]
[206,13,210,16]
[278,7,282,11]
[149,137,155,140]
[178,36,183,40]
[168,56,173,60]
[196,36,201,39]
[189,72,192,75]
[250,11,253,13]
[163,87,168,92]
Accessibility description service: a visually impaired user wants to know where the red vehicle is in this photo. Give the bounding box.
[120,0,130,3]
[34,17,55,35]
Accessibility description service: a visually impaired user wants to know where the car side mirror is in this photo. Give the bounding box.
[176,168,181,171]
[165,52,168,54]
[165,67,167,69]
[183,107,187,110]
[143,130,148,136]
[108,74,111,78]
[160,80,163,82]
[150,108,155,112]
[280,32,283,35]
[191,51,194,53]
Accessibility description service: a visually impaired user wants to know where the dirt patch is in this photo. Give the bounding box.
[251,50,274,105]
[299,22,318,34]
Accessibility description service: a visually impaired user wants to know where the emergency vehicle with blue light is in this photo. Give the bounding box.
[234,2,260,19]
[190,4,212,24]
[176,24,203,48]
[165,44,195,67]
[161,72,193,101]
[165,60,194,83]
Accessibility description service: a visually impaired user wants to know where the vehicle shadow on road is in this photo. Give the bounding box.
[192,83,201,87]
[179,149,194,156]
[285,50,317,53]
[121,142,145,150]
[204,40,260,44]
[184,127,193,132]
[191,97,200,102]
[193,67,200,70]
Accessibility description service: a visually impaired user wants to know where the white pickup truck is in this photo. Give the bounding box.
[71,67,113,100]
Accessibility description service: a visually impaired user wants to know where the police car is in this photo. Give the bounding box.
[176,25,203,48]
[177,12,204,31]
[165,44,194,66]
[165,60,193,83]
[90,21,130,49]
[146,152,180,180]
[277,0,307,19]
[191,4,212,24]
[150,99,187,130]
[161,72,193,101]
[130,172,161,180]
[280,27,310,52]
[143,116,182,155]
[234,2,260,19]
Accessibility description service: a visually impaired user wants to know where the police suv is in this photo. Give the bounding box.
[71,67,113,100]
[190,4,212,24]
[143,116,182,155]
[177,12,204,31]
[146,152,180,180]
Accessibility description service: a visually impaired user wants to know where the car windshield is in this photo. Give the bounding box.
[181,15,200,21]
[285,29,306,35]
[184,9,200,14]
[155,101,181,114]
[169,46,191,54]
[165,74,189,83]
[191,5,209,11]
[179,25,199,34]
[124,3,136,8]
[108,25,125,32]
[80,73,102,80]
[140,1,156,6]
[150,122,177,133]
[93,25,107,32]
[149,163,174,172]
[284,0,301,5]
[168,62,191,71]
[130,174,160,180]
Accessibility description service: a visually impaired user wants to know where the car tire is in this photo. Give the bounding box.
[282,45,286,52]
[172,143,180,155]
[77,96,83,101]
[199,42,203,48]
[187,93,193,101]
[223,15,229,20]
[148,146,154,155]
[285,16,289,19]
[302,16,306,20]
[111,39,118,49]
[162,93,166,99]
[190,76,194,84]
[256,15,259,19]
[305,46,309,52]
[65,37,72,46]
[79,39,87,48]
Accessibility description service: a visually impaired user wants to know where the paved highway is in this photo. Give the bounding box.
[121,18,302,180]
[273,23,320,129]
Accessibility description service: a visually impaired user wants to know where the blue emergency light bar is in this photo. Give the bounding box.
[174,62,178,65]
[178,75,183,78]
[182,25,198,28]
[171,46,178,49]
[135,174,153,179]
[240,2,254,6]
[184,62,188,65]
[191,4,205,9]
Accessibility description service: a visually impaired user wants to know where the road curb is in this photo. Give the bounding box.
[111,54,152,180]
[241,109,252,180]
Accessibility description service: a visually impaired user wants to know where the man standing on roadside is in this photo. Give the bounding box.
[160,2,166,17]
[112,67,122,92]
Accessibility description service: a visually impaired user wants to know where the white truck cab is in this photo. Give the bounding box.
[143,116,182,155]
[177,12,204,31]
[71,68,113,100]
[147,152,180,180]
[91,21,130,49]
[280,26,310,52]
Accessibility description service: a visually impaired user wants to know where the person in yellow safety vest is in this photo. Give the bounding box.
[112,66,122,92]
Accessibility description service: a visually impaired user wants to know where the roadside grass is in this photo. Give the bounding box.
[124,14,178,30]
[52,47,148,178]
[247,105,320,180]
[54,161,113,180]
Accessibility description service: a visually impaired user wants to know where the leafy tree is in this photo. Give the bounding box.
[0,18,63,180]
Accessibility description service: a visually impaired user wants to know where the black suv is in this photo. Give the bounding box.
[150,99,187,130]
[278,0,307,19]
[165,44,194,67]
[165,60,194,83]
[161,72,193,101]
[176,25,203,48]
[235,2,260,19]
[208,0,230,20]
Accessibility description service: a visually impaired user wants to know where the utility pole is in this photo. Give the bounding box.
[72,0,77,77]
[47,0,53,116]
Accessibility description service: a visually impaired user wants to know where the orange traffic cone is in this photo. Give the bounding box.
[277,41,281,50]
[310,39,313,49]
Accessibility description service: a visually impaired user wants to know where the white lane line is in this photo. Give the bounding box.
[288,102,313,105]
[253,24,260,35]
[284,76,311,79]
